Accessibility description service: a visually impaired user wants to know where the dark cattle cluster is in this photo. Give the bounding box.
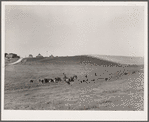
[30,80,33,83]
[29,70,136,85]
[39,77,62,84]
[39,78,55,83]
[63,73,78,85]
[29,73,77,85]
[29,72,107,85]
[78,73,109,84]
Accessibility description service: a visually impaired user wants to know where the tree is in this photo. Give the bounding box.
[5,53,8,58]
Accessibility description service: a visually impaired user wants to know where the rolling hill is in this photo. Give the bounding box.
[4,55,144,110]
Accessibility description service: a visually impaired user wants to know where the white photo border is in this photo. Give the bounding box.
[1,1,148,121]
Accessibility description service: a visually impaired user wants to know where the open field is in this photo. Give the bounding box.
[4,55,144,110]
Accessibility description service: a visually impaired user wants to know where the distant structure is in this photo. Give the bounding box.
[49,55,54,58]
[6,53,20,58]
[36,53,43,58]
[5,53,8,58]
[28,54,33,58]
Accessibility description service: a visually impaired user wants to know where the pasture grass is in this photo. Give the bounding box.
[4,56,144,110]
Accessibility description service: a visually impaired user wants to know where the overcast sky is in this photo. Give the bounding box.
[5,4,145,57]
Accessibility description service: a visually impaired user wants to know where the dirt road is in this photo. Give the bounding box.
[8,58,23,65]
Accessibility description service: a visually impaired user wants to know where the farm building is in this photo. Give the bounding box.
[28,54,33,58]
[49,55,54,58]
[6,53,19,58]
[36,53,43,58]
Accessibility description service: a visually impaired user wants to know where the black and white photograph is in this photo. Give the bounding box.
[1,1,147,121]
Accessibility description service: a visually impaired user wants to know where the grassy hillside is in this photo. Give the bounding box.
[21,55,144,66]
[88,54,144,65]
[4,55,144,110]
[21,55,124,66]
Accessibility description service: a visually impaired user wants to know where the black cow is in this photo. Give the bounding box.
[63,73,78,85]
[55,77,62,82]
[44,78,50,83]
[70,77,74,82]
[69,75,78,82]
[124,72,128,75]
[132,71,136,74]
[49,78,54,83]
[91,79,95,81]
[105,78,108,81]
[39,78,53,83]
[30,80,33,83]
[83,79,88,84]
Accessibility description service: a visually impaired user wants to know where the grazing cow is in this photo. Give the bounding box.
[132,71,136,74]
[63,73,67,80]
[39,78,53,83]
[66,81,70,85]
[73,75,77,80]
[105,78,108,81]
[66,78,71,84]
[69,77,74,82]
[55,77,62,82]
[39,79,44,83]
[69,75,78,82]
[85,75,87,78]
[63,73,71,85]
[44,78,51,83]
[64,78,70,84]
[30,80,33,83]
[124,72,128,75]
[95,73,97,76]
[39,79,43,83]
[41,80,44,83]
[83,79,88,84]
[91,79,95,81]
[49,79,54,83]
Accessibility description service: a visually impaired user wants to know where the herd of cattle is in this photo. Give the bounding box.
[29,72,111,85]
[30,73,78,85]
[30,71,137,85]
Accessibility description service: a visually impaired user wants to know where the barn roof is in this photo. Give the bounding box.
[36,53,43,57]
